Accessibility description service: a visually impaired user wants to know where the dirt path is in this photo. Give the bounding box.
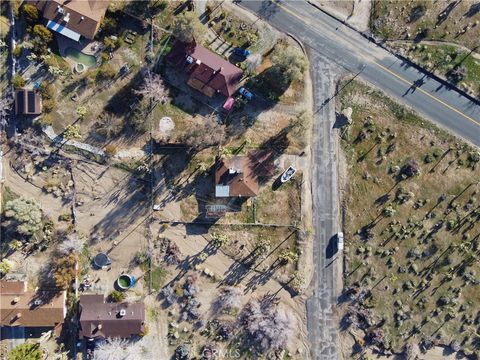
[348,0,371,32]
[386,39,480,60]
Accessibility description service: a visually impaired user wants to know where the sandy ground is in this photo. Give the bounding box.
[151,224,311,356]
[310,0,371,32]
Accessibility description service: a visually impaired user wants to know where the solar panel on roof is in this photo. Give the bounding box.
[27,91,35,113]
[16,91,25,114]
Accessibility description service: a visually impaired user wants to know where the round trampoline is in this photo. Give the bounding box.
[93,253,111,268]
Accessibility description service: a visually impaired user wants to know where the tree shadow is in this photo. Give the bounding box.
[464,2,480,17]
[436,1,461,26]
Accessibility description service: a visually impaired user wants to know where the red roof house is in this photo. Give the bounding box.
[167,41,243,98]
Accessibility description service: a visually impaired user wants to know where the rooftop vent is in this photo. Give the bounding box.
[195,59,202,65]
[12,297,19,304]
[34,299,42,306]
[228,168,237,174]
[97,324,102,330]
[57,6,65,14]
[119,309,126,317]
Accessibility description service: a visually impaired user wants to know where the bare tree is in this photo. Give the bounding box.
[240,297,296,353]
[0,96,12,127]
[245,53,262,74]
[182,114,225,150]
[134,71,169,110]
[215,286,242,313]
[58,233,85,254]
[94,338,150,360]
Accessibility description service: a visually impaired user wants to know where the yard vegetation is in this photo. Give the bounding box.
[370,1,480,97]
[339,79,480,356]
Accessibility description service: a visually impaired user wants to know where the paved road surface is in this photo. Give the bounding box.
[240,0,480,146]
[306,52,340,360]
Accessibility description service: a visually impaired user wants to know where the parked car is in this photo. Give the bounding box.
[239,87,253,101]
[337,232,344,251]
[233,47,251,58]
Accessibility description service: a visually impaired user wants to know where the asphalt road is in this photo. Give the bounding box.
[305,52,340,360]
[240,0,480,146]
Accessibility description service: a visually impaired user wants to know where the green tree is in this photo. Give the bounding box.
[12,74,25,89]
[63,124,81,140]
[172,12,205,44]
[8,343,42,360]
[271,44,308,86]
[5,197,42,236]
[33,24,53,44]
[22,4,39,23]
[0,259,14,275]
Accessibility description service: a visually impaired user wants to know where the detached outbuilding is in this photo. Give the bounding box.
[15,89,42,115]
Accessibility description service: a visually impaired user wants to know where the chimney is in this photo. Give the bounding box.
[12,297,19,304]
[214,67,223,75]
[97,324,102,330]
[64,13,70,23]
[229,168,236,174]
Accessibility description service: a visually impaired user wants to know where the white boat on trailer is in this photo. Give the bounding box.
[281,166,296,183]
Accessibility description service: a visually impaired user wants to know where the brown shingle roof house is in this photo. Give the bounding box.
[215,151,275,197]
[30,0,110,41]
[0,281,66,334]
[167,41,243,98]
[15,89,42,115]
[79,294,145,339]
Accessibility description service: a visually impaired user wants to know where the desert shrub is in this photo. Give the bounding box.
[22,4,39,23]
[53,252,78,289]
[270,43,308,86]
[5,197,42,236]
[12,74,25,89]
[402,159,420,177]
[63,124,81,140]
[211,232,229,247]
[8,343,42,360]
[105,144,118,155]
[13,44,22,57]
[0,259,14,276]
[409,4,426,22]
[96,63,117,81]
[109,290,125,302]
[33,24,53,44]
[42,99,56,113]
